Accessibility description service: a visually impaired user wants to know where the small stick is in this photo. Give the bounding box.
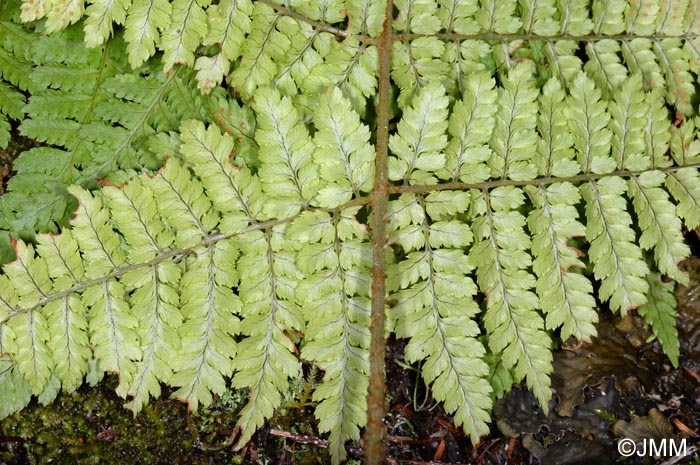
[269,429,328,448]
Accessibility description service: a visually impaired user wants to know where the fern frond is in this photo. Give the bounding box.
[629,171,690,285]
[394,0,441,33]
[437,0,480,34]
[83,0,131,47]
[389,83,449,185]
[585,39,628,94]
[438,71,496,183]
[544,40,583,87]
[582,178,649,312]
[476,0,521,33]
[312,88,374,208]
[670,117,700,165]
[45,0,83,33]
[102,180,181,411]
[470,187,552,407]
[231,226,303,449]
[170,241,240,411]
[35,231,90,392]
[566,72,613,174]
[620,39,663,89]
[645,87,673,168]
[391,38,449,108]
[666,168,700,229]
[609,75,648,170]
[4,241,54,395]
[625,0,658,34]
[389,191,492,443]
[527,183,597,341]
[124,0,172,68]
[519,0,559,35]
[4,26,215,249]
[0,355,32,418]
[194,0,252,93]
[303,38,378,113]
[229,3,286,99]
[638,273,679,367]
[0,80,24,147]
[69,186,139,397]
[161,0,208,72]
[653,39,695,114]
[253,88,319,218]
[489,63,538,181]
[295,209,371,465]
[591,0,626,35]
[345,0,386,36]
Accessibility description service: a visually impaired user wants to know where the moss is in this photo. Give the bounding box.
[0,376,244,465]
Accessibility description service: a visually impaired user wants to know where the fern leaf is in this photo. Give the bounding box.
[441,39,491,97]
[625,0,659,34]
[19,0,51,22]
[161,0,208,72]
[609,75,648,171]
[394,0,441,33]
[0,80,24,148]
[438,71,496,183]
[229,3,286,99]
[69,187,139,397]
[629,171,690,285]
[312,88,374,208]
[179,119,262,231]
[253,88,319,218]
[388,83,449,185]
[470,187,552,408]
[519,0,559,35]
[124,0,172,68]
[670,117,700,165]
[0,355,32,418]
[653,39,695,114]
[150,159,219,248]
[170,241,240,411]
[35,232,90,392]
[621,39,663,89]
[4,241,54,395]
[232,227,303,449]
[476,0,521,33]
[592,0,626,34]
[585,39,628,94]
[83,0,131,47]
[656,0,688,35]
[566,73,614,174]
[489,63,539,181]
[303,38,378,113]
[45,0,83,33]
[526,184,597,341]
[391,38,449,109]
[581,178,649,312]
[437,0,480,34]
[645,87,673,169]
[638,273,679,367]
[557,0,593,35]
[666,168,700,230]
[0,80,24,120]
[535,78,577,178]
[345,0,385,36]
[269,22,327,98]
[295,209,371,464]
[389,191,492,442]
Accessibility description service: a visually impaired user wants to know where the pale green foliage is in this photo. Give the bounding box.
[638,273,680,367]
[2,0,700,463]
